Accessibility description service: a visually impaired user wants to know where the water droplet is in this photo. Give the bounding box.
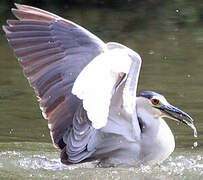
[197,155,201,161]
[9,129,14,134]
[149,50,154,55]
[193,141,198,148]
[186,122,198,138]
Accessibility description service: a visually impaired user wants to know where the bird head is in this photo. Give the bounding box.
[136,91,194,129]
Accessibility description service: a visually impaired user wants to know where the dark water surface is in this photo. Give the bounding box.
[0,6,203,180]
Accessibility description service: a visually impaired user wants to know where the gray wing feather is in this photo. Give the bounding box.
[3,4,105,151]
[62,106,96,163]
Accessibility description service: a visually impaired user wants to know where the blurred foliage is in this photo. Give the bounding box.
[0,0,203,27]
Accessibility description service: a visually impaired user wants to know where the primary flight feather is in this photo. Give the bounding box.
[3,4,196,167]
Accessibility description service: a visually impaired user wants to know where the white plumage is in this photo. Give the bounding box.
[3,4,196,167]
[73,47,137,129]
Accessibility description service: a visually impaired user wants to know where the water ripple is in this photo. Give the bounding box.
[0,148,203,179]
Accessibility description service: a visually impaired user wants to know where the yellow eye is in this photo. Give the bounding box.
[151,98,159,105]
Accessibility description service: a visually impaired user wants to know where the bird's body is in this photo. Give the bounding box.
[87,114,175,167]
[83,94,176,167]
[3,4,196,167]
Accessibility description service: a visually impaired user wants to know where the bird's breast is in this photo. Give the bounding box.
[140,118,175,165]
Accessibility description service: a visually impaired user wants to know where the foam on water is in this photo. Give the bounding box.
[0,147,203,180]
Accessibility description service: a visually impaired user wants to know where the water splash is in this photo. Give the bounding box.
[1,149,203,180]
[187,122,198,138]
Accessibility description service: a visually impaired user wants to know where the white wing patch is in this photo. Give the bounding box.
[72,49,132,129]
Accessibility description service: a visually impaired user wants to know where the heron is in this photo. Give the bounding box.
[2,4,197,167]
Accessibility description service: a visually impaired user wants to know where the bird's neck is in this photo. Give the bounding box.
[137,113,175,165]
[136,107,159,136]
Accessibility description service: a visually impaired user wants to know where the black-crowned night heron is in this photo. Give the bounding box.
[3,4,197,167]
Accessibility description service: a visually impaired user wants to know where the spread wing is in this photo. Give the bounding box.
[2,4,106,148]
[73,42,142,136]
[62,42,142,163]
[3,4,142,164]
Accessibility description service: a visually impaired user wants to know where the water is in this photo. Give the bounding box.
[0,143,203,180]
[0,5,203,180]
[187,122,198,138]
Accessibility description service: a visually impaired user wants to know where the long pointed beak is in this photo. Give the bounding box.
[157,105,193,125]
[157,104,197,137]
